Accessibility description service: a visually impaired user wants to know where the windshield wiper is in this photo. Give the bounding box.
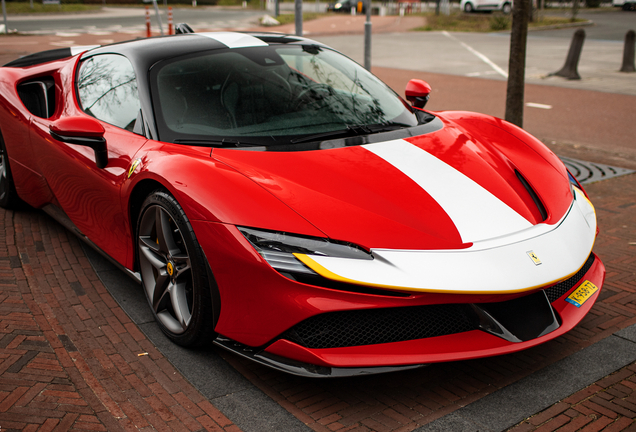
[173,138,263,148]
[290,123,411,144]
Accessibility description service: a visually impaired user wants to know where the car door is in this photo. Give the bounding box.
[29,53,148,266]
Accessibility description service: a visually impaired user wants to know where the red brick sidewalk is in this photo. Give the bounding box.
[1,30,636,432]
[506,170,636,432]
[510,364,636,431]
[0,208,239,431]
[207,167,636,432]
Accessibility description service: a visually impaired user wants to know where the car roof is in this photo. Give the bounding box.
[4,32,324,69]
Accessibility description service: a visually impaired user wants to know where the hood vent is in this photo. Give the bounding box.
[516,170,548,222]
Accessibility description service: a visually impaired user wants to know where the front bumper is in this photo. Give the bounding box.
[212,253,604,377]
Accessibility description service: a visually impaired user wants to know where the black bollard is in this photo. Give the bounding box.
[549,29,586,80]
[620,30,635,73]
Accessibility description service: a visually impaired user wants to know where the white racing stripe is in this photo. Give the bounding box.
[363,139,532,243]
[298,188,597,293]
[197,32,268,49]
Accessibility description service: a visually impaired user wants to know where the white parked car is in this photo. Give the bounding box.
[461,0,512,13]
[612,0,635,10]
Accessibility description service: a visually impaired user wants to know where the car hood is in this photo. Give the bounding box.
[210,115,572,251]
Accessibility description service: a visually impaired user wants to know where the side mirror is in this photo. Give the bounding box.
[50,116,108,169]
[405,79,432,109]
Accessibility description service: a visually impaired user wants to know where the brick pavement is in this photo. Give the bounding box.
[1,28,636,432]
[505,167,636,432]
[0,208,239,431]
[209,163,636,432]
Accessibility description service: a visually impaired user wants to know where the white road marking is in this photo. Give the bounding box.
[466,70,500,77]
[443,31,508,78]
[50,41,76,47]
[526,102,553,109]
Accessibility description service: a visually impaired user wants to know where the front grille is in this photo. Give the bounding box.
[283,253,597,349]
[283,304,479,349]
[544,253,595,302]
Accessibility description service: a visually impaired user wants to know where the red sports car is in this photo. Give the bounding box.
[0,31,604,377]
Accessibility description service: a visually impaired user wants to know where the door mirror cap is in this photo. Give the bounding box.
[50,117,108,169]
[405,79,432,109]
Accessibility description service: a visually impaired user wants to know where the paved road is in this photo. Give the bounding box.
[531,9,636,40]
[4,6,263,34]
[316,28,636,95]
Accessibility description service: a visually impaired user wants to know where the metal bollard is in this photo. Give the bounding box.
[620,30,635,73]
[145,6,151,38]
[549,29,585,80]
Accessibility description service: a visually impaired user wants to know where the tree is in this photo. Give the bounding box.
[504,0,530,128]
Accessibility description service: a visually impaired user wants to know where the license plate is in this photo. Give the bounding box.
[565,280,599,308]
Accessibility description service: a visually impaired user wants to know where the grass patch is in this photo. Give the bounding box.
[5,2,101,14]
[413,12,586,32]
[272,12,325,25]
[529,15,587,27]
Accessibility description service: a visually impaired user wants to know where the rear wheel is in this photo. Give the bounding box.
[464,2,474,12]
[137,190,217,347]
[0,132,19,209]
[502,2,511,13]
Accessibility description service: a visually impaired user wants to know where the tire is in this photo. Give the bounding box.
[137,190,217,347]
[502,2,511,13]
[0,132,19,209]
[464,2,474,12]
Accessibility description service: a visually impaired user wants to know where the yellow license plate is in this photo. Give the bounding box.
[565,280,599,308]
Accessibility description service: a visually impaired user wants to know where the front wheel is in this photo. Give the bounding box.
[464,2,474,12]
[137,190,217,347]
[502,2,512,14]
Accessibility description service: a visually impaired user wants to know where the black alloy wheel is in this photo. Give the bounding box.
[137,190,217,346]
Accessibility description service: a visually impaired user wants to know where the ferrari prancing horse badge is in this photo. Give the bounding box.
[527,251,542,266]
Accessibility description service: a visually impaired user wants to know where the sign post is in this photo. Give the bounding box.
[1,0,7,35]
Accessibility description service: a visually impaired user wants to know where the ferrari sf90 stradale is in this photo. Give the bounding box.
[0,31,604,376]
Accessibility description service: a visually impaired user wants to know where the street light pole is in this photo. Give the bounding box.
[295,0,302,36]
[364,0,372,71]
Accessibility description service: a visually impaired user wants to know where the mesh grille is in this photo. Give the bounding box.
[284,253,596,349]
[545,254,595,302]
[284,304,478,349]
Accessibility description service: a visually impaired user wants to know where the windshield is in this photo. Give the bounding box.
[151,44,423,147]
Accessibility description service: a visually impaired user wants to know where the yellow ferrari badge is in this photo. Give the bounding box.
[527,251,542,266]
[128,158,142,179]
[167,262,174,276]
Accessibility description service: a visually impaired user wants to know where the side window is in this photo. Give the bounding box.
[77,54,140,131]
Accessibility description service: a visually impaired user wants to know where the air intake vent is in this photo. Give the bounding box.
[516,170,548,221]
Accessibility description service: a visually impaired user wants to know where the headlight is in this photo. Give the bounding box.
[335,2,342,7]
[239,227,372,275]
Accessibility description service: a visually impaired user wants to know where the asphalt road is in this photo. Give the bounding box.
[8,7,634,39]
[531,9,636,40]
[4,6,263,34]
